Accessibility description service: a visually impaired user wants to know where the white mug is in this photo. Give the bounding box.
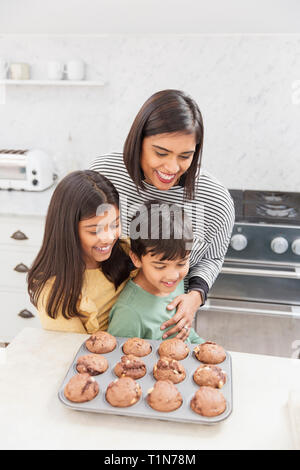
[9,63,30,80]
[65,59,85,80]
[47,61,65,80]
[0,58,8,79]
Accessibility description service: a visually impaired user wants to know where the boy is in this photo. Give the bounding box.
[108,200,204,344]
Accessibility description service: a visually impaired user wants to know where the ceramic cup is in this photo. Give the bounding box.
[0,58,8,79]
[9,63,31,80]
[47,60,65,80]
[65,59,85,80]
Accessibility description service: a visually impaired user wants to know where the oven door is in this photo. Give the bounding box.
[209,260,300,306]
[194,261,300,358]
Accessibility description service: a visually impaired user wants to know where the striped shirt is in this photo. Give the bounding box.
[90,153,235,300]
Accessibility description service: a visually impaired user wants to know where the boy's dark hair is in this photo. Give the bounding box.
[28,170,132,320]
[130,200,193,261]
[123,89,204,200]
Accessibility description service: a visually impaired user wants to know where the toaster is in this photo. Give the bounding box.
[0,148,57,191]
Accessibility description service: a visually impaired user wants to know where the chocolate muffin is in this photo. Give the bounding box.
[105,377,142,407]
[153,357,186,384]
[114,354,147,379]
[122,337,152,357]
[158,338,189,361]
[193,364,226,388]
[194,341,226,364]
[64,373,99,403]
[85,331,117,354]
[190,386,226,417]
[76,354,109,376]
[147,380,183,412]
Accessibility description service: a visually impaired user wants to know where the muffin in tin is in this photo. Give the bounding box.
[122,337,152,357]
[114,354,147,379]
[190,386,226,417]
[153,357,186,384]
[85,331,117,354]
[158,338,189,361]
[76,354,109,376]
[64,373,99,403]
[193,364,226,388]
[194,341,226,364]
[105,377,142,407]
[147,380,183,412]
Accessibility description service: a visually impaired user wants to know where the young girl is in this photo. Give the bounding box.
[27,170,135,334]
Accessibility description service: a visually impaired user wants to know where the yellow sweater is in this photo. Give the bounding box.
[37,264,137,334]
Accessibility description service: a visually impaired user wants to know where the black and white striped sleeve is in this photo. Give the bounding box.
[188,203,235,289]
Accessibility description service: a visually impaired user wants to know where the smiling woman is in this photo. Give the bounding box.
[140,133,196,190]
[90,89,235,341]
[27,170,136,334]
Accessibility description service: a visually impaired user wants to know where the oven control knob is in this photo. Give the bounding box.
[291,239,300,256]
[230,234,248,251]
[270,237,289,254]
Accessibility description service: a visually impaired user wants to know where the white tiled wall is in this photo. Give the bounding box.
[1,34,300,191]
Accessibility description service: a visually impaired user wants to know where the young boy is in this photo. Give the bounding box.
[107,200,204,344]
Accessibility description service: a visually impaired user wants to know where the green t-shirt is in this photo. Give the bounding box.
[108,279,204,344]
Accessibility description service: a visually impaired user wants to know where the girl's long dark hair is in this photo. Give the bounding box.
[123,89,204,200]
[27,170,131,320]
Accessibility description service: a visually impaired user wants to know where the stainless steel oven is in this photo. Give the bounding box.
[195,190,300,358]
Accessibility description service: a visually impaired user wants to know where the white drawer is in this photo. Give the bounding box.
[0,289,41,342]
[0,215,45,248]
[0,247,39,290]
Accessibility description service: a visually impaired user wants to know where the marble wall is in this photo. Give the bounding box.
[1,34,300,191]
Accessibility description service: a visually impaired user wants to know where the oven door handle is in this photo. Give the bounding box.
[200,300,300,318]
[221,266,300,279]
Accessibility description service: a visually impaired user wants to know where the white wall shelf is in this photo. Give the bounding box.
[0,79,105,87]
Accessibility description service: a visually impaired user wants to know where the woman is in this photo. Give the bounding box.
[90,89,235,340]
[28,170,135,334]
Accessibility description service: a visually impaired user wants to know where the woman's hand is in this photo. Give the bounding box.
[160,291,203,341]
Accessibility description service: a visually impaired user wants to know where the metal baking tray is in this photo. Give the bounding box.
[58,337,233,425]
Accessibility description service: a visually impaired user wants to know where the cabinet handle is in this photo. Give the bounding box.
[14,263,29,273]
[18,309,35,319]
[11,230,28,241]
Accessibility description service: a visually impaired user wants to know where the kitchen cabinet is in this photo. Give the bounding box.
[0,214,45,342]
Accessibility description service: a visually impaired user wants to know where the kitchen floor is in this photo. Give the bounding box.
[196,310,300,358]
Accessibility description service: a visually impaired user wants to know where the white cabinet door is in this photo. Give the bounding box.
[0,289,41,342]
[0,215,45,248]
[0,247,39,290]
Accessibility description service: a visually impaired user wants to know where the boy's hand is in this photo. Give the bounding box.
[160,291,202,341]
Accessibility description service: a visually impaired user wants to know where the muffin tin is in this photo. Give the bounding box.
[58,337,233,425]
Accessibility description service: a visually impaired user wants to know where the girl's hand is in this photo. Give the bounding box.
[160,291,203,342]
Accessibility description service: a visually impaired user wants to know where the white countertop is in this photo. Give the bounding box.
[0,327,299,450]
[0,185,56,216]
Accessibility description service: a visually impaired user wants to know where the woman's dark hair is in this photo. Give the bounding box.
[123,89,204,200]
[27,170,131,320]
[130,200,193,261]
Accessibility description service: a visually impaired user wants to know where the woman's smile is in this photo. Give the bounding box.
[155,169,178,184]
[140,132,196,190]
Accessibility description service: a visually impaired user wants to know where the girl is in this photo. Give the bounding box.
[27,170,135,334]
[90,89,235,341]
